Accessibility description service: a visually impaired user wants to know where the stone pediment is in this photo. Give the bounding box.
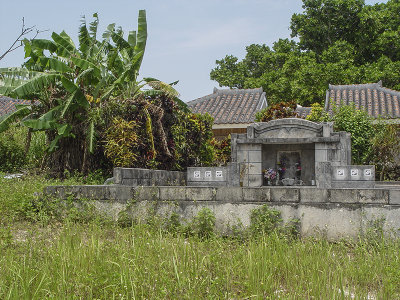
[247,118,329,139]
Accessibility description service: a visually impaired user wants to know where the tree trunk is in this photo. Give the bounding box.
[24,128,32,156]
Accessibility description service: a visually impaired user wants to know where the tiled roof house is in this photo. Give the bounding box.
[0,96,36,117]
[325,81,400,120]
[187,87,267,138]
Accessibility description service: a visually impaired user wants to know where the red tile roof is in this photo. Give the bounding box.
[187,87,267,124]
[296,106,312,119]
[325,81,400,118]
[0,96,37,117]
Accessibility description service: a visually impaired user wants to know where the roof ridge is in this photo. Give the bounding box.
[213,87,264,95]
[186,87,264,107]
[329,81,382,90]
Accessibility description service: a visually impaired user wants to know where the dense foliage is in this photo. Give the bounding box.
[255,101,298,122]
[369,122,400,180]
[103,95,215,170]
[331,104,375,164]
[210,0,400,106]
[0,11,215,175]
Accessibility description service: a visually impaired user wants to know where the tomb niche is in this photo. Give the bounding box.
[230,118,352,187]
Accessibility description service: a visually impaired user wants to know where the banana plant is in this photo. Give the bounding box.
[0,10,148,172]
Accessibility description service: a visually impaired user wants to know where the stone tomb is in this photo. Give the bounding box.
[228,118,374,188]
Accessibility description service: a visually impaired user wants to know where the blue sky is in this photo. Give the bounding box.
[0,0,386,102]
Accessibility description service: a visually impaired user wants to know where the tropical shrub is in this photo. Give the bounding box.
[254,101,299,122]
[306,102,329,122]
[189,207,216,239]
[370,122,400,180]
[0,126,46,172]
[249,205,282,236]
[210,135,231,166]
[0,130,26,172]
[104,118,139,167]
[331,103,374,164]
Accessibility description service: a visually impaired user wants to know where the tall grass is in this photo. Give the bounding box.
[0,176,399,298]
[1,222,399,299]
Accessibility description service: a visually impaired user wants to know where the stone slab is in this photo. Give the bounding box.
[134,186,160,201]
[242,187,270,202]
[159,187,187,201]
[389,190,400,205]
[329,189,358,203]
[300,188,328,203]
[357,189,388,204]
[186,187,216,201]
[270,188,300,202]
[215,187,243,202]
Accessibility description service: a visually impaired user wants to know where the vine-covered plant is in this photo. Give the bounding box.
[210,135,231,166]
[104,118,138,167]
[255,101,299,122]
[306,102,329,122]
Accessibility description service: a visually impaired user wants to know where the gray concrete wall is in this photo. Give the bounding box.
[113,168,186,186]
[44,185,400,240]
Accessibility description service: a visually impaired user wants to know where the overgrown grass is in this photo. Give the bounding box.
[0,175,399,299]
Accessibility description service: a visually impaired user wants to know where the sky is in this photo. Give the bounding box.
[0,0,386,102]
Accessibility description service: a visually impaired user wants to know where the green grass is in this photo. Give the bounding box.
[0,175,400,299]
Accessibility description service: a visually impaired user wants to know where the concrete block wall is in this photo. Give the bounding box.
[44,185,400,239]
[113,168,186,186]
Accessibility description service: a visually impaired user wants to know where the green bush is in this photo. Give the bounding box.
[0,131,26,172]
[250,205,283,236]
[0,127,46,172]
[188,207,216,239]
[331,103,374,164]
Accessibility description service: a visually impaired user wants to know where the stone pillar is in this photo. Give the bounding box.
[315,143,332,188]
[237,143,263,187]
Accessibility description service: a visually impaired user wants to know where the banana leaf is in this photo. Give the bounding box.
[12,73,60,98]
[0,104,31,133]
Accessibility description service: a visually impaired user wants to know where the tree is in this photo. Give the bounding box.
[290,0,364,57]
[0,18,41,62]
[210,0,400,105]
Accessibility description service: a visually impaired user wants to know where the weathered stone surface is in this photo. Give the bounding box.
[248,163,262,175]
[270,188,299,202]
[113,168,186,187]
[134,186,160,201]
[300,188,328,203]
[43,185,400,239]
[329,189,358,203]
[242,187,270,202]
[159,186,187,201]
[247,174,263,187]
[358,189,388,204]
[216,187,243,202]
[186,187,216,201]
[331,181,376,189]
[389,190,400,205]
[248,150,262,163]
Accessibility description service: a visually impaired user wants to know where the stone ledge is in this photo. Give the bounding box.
[44,185,395,205]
